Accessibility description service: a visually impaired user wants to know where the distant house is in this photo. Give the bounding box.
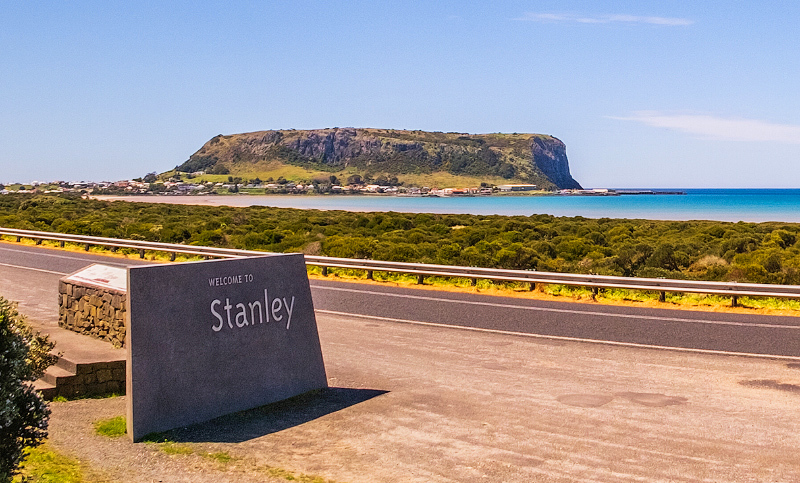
[498,184,537,192]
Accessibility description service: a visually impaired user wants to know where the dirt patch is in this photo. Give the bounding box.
[739,379,800,393]
[557,394,614,408]
[614,392,688,407]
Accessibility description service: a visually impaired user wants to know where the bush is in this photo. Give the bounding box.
[0,298,56,482]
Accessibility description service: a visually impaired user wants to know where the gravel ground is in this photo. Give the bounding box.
[46,397,308,483]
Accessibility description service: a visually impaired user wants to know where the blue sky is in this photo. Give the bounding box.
[2,1,799,187]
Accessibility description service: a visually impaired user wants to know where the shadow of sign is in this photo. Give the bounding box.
[144,387,388,444]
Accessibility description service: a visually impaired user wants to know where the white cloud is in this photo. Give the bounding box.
[516,12,693,26]
[611,111,800,144]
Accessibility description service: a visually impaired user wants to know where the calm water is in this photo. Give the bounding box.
[141,189,800,223]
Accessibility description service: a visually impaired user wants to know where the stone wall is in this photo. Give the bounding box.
[59,279,127,348]
[54,361,126,399]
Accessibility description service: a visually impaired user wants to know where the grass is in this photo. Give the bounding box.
[140,432,234,462]
[205,452,233,464]
[186,159,522,189]
[159,442,194,455]
[12,444,110,483]
[93,416,126,438]
[50,392,124,402]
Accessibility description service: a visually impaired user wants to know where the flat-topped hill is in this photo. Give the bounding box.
[174,128,582,189]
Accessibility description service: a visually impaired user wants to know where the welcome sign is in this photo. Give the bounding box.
[125,254,327,441]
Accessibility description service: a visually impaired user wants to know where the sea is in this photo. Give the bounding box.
[122,189,800,223]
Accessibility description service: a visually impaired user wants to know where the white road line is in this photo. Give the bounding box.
[315,309,800,361]
[311,284,800,330]
[0,244,133,267]
[0,262,68,276]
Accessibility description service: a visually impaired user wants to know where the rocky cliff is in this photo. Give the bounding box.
[177,128,582,189]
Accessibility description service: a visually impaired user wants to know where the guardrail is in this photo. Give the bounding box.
[4,226,800,305]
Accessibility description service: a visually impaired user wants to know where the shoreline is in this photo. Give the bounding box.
[90,193,800,223]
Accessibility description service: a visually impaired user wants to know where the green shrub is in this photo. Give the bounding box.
[0,298,56,482]
[8,193,800,286]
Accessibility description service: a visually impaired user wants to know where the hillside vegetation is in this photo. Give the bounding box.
[172,128,582,189]
[3,194,800,286]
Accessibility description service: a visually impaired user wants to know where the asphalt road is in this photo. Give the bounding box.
[3,241,800,358]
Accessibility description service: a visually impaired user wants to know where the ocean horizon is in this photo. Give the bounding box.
[101,188,800,224]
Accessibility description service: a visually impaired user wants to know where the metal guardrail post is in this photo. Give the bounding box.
[366,270,374,280]
[417,274,425,285]
[321,266,328,277]
[139,249,145,259]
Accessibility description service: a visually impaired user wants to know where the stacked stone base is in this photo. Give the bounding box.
[44,361,127,399]
[59,279,127,348]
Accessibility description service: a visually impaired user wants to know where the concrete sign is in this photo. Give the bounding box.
[125,254,327,441]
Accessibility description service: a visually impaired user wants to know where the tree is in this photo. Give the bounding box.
[143,172,157,184]
[207,164,229,175]
[0,298,56,481]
